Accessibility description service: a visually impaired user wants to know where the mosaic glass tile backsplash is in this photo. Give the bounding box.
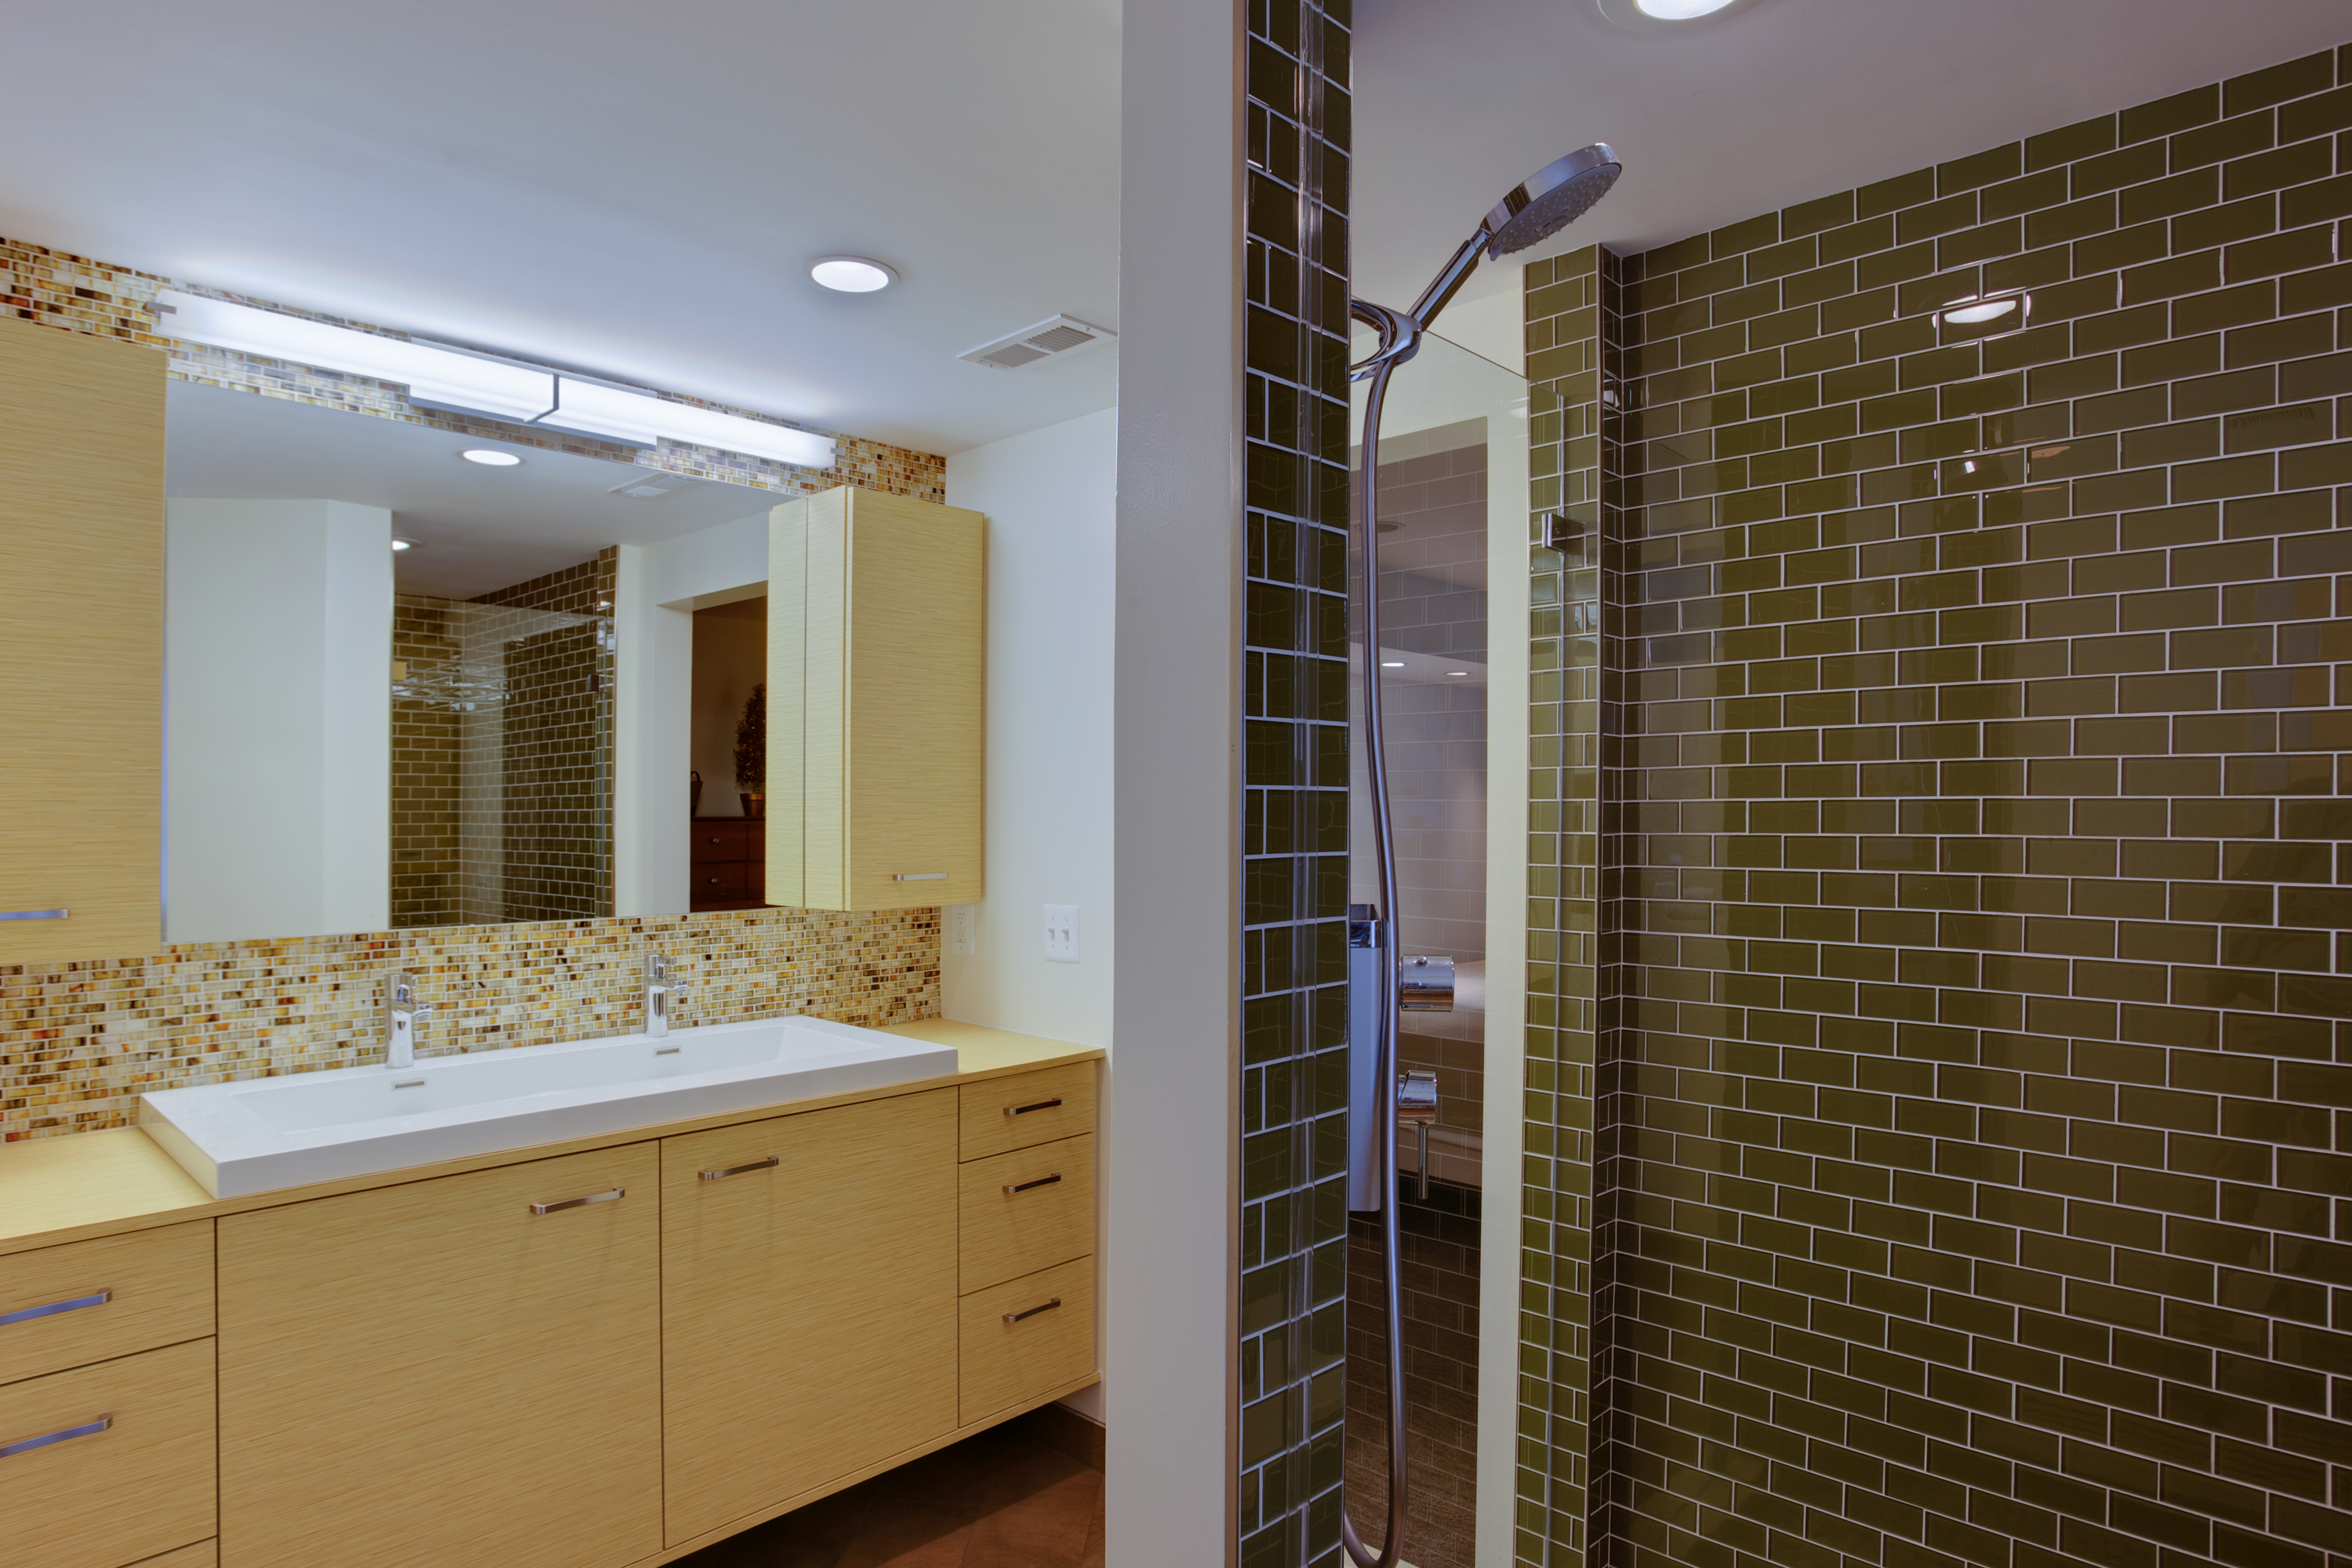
[1239,0,1356,1563]
[0,908,939,1143]
[1527,39,2352,1568]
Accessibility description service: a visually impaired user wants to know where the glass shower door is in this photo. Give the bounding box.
[1349,326,1532,1568]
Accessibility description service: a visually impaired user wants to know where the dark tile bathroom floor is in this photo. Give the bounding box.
[673,1416,1103,1568]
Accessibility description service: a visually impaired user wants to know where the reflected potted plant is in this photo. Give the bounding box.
[735,684,765,818]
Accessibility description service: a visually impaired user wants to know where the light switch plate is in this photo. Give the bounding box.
[1043,904,1079,964]
[947,905,977,956]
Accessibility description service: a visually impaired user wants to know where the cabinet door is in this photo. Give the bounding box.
[0,317,164,964]
[217,1145,661,1568]
[661,1088,957,1547]
[768,487,985,911]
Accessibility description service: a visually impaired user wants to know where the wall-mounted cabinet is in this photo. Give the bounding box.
[0,318,165,964]
[768,486,985,911]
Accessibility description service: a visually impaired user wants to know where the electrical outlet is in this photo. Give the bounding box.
[947,905,977,956]
[1043,904,1079,964]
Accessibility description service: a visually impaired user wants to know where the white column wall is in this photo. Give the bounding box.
[942,407,1117,1049]
[1108,0,1244,1560]
[165,498,390,943]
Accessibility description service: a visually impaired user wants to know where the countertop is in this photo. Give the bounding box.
[0,1017,1099,1259]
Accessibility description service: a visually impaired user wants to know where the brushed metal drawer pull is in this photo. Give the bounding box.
[1003,1297,1062,1326]
[529,1187,625,1215]
[700,1155,780,1181]
[0,1289,111,1328]
[894,872,948,882]
[0,908,68,923]
[1004,1097,1063,1118]
[1,1414,110,1459]
[1004,1173,1063,1196]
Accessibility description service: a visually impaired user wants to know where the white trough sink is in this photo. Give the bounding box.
[139,1015,959,1198]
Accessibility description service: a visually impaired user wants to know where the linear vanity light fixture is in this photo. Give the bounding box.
[152,291,836,469]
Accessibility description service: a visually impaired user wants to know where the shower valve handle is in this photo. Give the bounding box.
[1397,1069,1438,1203]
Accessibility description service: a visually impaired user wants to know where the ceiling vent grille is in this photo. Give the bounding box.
[606,469,698,501]
[957,315,1116,371]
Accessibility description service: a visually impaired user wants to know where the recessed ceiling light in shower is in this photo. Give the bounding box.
[460,449,523,467]
[391,538,419,552]
[810,257,898,293]
[1596,0,1761,30]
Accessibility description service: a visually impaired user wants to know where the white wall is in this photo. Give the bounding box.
[1108,0,1242,1558]
[166,498,391,942]
[943,407,1117,1050]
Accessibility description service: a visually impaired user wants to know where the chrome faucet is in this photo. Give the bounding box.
[645,951,689,1040]
[385,970,434,1070]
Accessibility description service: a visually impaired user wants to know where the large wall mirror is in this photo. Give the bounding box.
[163,381,777,943]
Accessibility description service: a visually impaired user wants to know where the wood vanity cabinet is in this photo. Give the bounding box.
[22,1052,1097,1568]
[767,485,985,911]
[659,1089,958,1546]
[0,1220,217,1568]
[216,1145,663,1568]
[0,316,165,965]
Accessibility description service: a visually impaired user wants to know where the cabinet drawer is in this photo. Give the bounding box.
[958,1256,1094,1427]
[0,1221,212,1388]
[693,861,749,902]
[958,1062,1096,1162]
[959,1135,1094,1293]
[0,1336,216,1568]
[689,820,751,862]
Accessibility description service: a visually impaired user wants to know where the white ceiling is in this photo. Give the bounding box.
[5,0,1119,458]
[166,380,774,598]
[10,1,2343,462]
[1353,0,2352,330]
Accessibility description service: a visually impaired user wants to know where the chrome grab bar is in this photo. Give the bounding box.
[529,1188,625,1215]
[0,1289,111,1329]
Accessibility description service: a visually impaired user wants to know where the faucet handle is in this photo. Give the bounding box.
[410,1003,436,1022]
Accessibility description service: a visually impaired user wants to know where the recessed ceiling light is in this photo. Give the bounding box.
[1596,0,1761,28]
[1380,660,1406,668]
[392,538,419,552]
[460,449,523,467]
[810,256,897,293]
[1942,299,2019,325]
[1447,670,1470,677]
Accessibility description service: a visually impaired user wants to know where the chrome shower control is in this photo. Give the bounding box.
[1398,955,1455,1012]
[1396,1070,1438,1202]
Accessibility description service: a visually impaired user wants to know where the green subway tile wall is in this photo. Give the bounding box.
[1241,1,1357,1564]
[1528,41,2352,1568]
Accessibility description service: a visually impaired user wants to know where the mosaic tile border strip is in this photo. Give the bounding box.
[1238,1,1357,1564]
[1,907,940,1142]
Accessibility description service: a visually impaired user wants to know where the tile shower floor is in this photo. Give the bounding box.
[674,1417,1104,1568]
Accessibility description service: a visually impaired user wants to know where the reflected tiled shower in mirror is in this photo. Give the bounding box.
[391,569,615,927]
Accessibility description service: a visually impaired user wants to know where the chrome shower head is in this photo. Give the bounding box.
[1484,143,1622,257]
